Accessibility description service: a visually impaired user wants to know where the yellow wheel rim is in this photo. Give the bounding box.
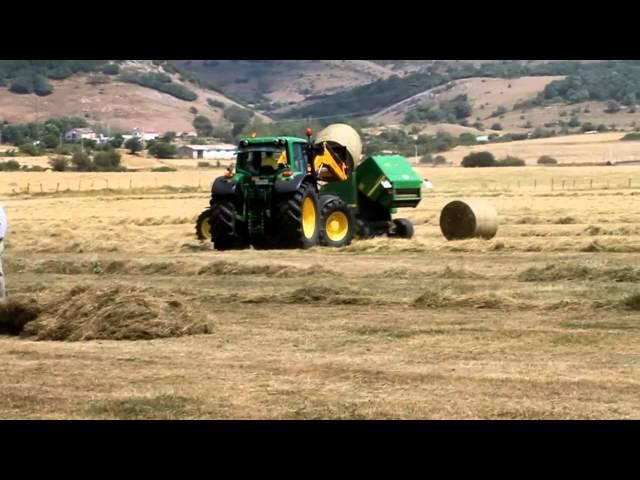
[200,218,211,239]
[302,197,316,239]
[326,211,349,242]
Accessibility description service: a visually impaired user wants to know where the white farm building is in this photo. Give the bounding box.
[177,144,237,160]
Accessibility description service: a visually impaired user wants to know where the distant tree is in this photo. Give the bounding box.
[568,116,581,127]
[420,153,433,164]
[19,143,41,156]
[189,106,198,114]
[162,131,176,142]
[33,75,53,96]
[93,149,121,171]
[605,100,621,114]
[49,156,69,171]
[9,76,34,94]
[462,151,496,167]
[224,106,254,137]
[581,122,597,132]
[207,98,225,109]
[0,160,21,171]
[124,137,143,154]
[193,115,214,137]
[44,122,61,138]
[496,156,525,166]
[148,141,177,159]
[71,151,92,171]
[491,123,503,130]
[81,139,97,151]
[102,63,120,75]
[537,155,558,165]
[458,132,477,145]
[40,134,60,149]
[109,134,124,148]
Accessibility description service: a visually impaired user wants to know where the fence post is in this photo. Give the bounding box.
[534,179,537,191]
[40,183,43,193]
[56,182,59,193]
[590,178,593,189]
[562,180,565,189]
[573,180,576,190]
[629,178,632,188]
[551,178,554,191]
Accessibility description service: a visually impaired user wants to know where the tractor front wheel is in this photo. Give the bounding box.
[195,208,212,241]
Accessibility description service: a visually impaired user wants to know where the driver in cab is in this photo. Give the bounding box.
[261,148,288,171]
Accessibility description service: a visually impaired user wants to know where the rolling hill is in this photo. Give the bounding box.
[0,60,266,133]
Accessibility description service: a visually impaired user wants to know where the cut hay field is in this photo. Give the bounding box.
[1,165,639,419]
[437,132,640,166]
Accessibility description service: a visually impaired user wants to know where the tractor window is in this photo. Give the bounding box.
[292,143,306,171]
[236,145,288,175]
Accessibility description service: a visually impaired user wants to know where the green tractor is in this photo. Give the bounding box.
[195,124,423,250]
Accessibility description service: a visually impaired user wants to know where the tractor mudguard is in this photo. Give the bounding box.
[274,173,314,194]
[212,177,239,197]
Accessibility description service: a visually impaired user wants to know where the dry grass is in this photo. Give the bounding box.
[438,132,640,166]
[0,165,639,419]
[18,284,211,341]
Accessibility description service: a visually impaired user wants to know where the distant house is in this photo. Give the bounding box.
[475,135,489,143]
[177,144,237,160]
[132,128,159,141]
[64,128,96,142]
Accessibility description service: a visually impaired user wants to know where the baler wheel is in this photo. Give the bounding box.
[319,197,354,247]
[389,218,414,239]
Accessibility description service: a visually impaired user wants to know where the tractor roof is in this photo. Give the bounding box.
[240,136,307,145]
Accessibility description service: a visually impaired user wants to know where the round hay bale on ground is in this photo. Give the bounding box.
[440,199,498,240]
[22,284,212,341]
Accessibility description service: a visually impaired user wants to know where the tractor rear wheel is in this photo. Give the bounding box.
[210,198,249,251]
[319,196,354,247]
[275,181,320,249]
[195,208,212,241]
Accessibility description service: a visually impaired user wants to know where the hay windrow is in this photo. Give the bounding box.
[20,284,211,341]
[12,259,336,278]
[518,264,640,282]
[413,289,521,310]
[195,261,335,277]
[236,286,373,305]
[0,298,42,335]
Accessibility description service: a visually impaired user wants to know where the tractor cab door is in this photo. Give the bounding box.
[291,142,307,173]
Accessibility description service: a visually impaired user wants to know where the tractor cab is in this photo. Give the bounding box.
[235,136,308,178]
